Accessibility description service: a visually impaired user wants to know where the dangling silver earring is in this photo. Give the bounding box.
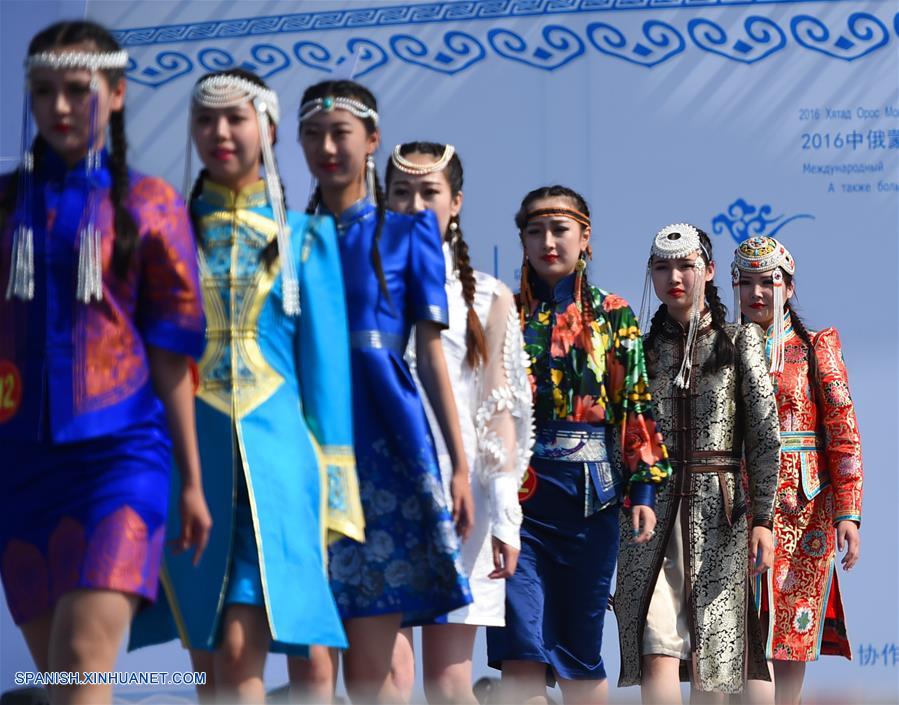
[448,218,460,275]
[366,155,376,202]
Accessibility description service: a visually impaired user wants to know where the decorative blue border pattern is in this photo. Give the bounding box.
[712,198,814,244]
[121,5,898,86]
[111,0,855,46]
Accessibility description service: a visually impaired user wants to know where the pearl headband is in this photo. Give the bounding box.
[390,144,455,176]
[25,49,129,73]
[299,95,379,126]
[192,74,281,125]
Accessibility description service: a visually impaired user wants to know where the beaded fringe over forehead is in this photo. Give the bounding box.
[390,144,455,176]
[193,75,281,125]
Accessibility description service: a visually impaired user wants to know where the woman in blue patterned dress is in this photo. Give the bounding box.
[295,80,473,703]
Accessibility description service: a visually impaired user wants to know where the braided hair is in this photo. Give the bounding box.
[514,185,594,350]
[782,273,820,398]
[188,68,285,270]
[1,21,138,279]
[644,227,735,375]
[385,141,488,368]
[299,80,389,300]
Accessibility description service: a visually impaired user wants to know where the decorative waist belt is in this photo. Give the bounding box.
[780,430,823,453]
[533,421,618,515]
[669,452,741,472]
[349,330,405,355]
[533,421,610,463]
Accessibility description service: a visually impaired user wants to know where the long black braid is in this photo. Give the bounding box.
[782,274,820,404]
[299,80,389,300]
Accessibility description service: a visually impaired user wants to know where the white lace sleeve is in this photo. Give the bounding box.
[475,284,534,547]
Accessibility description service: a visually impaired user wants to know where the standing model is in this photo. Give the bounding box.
[0,20,208,705]
[615,223,780,701]
[734,236,862,705]
[296,81,472,704]
[131,69,362,703]
[386,142,534,704]
[488,186,671,705]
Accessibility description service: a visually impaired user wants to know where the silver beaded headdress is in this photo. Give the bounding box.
[189,74,299,317]
[298,95,379,127]
[731,235,796,373]
[7,48,129,303]
[640,223,710,388]
[390,144,455,176]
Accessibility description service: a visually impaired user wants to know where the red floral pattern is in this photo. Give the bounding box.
[763,326,862,661]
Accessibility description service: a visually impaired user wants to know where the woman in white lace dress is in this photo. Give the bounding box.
[385,142,534,703]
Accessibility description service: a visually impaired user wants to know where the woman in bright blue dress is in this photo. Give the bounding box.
[295,80,473,703]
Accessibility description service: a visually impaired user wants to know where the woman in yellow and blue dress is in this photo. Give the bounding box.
[131,69,363,703]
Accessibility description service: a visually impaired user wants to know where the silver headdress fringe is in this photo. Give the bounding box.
[9,48,128,303]
[390,144,455,176]
[190,74,299,317]
[731,236,795,373]
[298,95,379,126]
[643,223,708,388]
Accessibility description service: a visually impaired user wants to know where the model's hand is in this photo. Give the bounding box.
[749,525,774,575]
[837,520,860,571]
[450,471,474,541]
[488,536,520,579]
[173,484,212,565]
[631,505,657,544]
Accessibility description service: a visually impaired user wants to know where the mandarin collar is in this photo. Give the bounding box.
[41,147,111,188]
[533,272,576,307]
[200,178,268,210]
[765,309,795,342]
[661,308,714,338]
[328,197,376,233]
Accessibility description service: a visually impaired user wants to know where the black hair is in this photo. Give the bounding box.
[385,141,487,368]
[1,21,137,279]
[515,185,594,349]
[645,226,736,376]
[188,68,285,271]
[299,80,389,300]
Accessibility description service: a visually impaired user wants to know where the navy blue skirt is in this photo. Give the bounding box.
[487,456,619,682]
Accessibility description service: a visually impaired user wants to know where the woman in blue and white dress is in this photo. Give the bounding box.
[386,141,534,704]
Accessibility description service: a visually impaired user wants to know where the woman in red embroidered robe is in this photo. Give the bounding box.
[734,236,862,705]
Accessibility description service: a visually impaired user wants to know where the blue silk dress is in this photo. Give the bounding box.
[131,179,362,654]
[0,148,205,626]
[326,199,472,623]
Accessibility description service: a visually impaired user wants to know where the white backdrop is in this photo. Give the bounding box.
[1,0,897,701]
